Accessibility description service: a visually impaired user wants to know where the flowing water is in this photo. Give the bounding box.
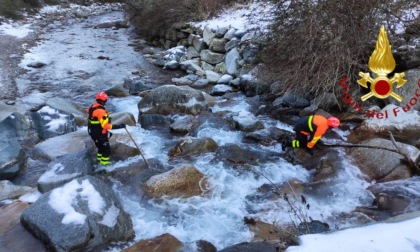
[12,6,375,251]
[106,95,373,250]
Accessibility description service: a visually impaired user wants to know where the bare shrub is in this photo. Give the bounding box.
[259,0,419,99]
[0,0,41,18]
[125,0,247,39]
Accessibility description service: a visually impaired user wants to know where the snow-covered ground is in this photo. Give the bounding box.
[287,214,420,252]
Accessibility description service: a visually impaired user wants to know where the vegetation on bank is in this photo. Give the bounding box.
[259,0,419,98]
[124,0,251,39]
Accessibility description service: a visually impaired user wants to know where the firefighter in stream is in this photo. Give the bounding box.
[87,92,126,165]
[282,114,340,155]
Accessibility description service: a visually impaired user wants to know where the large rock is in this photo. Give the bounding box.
[387,68,420,107]
[109,133,142,161]
[21,176,134,251]
[122,233,183,252]
[200,49,224,65]
[0,111,39,146]
[0,181,34,201]
[219,242,278,252]
[33,130,92,161]
[350,138,419,182]
[0,112,34,179]
[0,202,47,252]
[168,137,218,158]
[239,73,271,97]
[45,97,87,126]
[228,111,265,132]
[0,138,26,180]
[142,164,208,198]
[138,85,215,116]
[213,144,277,167]
[367,177,420,216]
[351,104,420,145]
[109,112,136,126]
[31,105,78,140]
[169,114,196,134]
[37,150,94,193]
[1,202,30,235]
[225,48,240,76]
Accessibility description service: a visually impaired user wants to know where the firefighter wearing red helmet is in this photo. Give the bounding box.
[87,92,126,165]
[282,114,340,155]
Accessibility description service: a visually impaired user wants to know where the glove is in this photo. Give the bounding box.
[112,124,126,129]
[306,148,314,156]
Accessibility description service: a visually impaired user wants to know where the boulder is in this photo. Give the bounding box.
[109,112,136,126]
[139,114,173,129]
[228,111,265,132]
[170,115,196,134]
[1,201,30,234]
[210,38,227,53]
[109,133,142,161]
[200,50,225,65]
[143,164,208,198]
[0,181,34,201]
[45,97,87,127]
[138,85,214,116]
[203,25,215,45]
[168,137,218,158]
[350,138,419,182]
[239,74,271,97]
[0,138,26,180]
[387,68,420,107]
[245,127,289,145]
[37,150,94,193]
[33,130,92,161]
[210,84,233,96]
[122,233,183,252]
[21,176,134,251]
[0,201,47,252]
[180,60,205,75]
[367,176,420,216]
[31,105,78,140]
[225,48,240,76]
[105,84,130,97]
[214,144,277,167]
[219,242,278,252]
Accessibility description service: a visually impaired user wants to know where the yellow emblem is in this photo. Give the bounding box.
[357,25,406,102]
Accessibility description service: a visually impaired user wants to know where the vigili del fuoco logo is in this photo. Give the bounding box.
[339,25,420,119]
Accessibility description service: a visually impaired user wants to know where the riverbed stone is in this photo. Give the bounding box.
[21,176,134,251]
[168,137,218,158]
[138,85,214,116]
[122,233,183,252]
[142,164,208,198]
[350,138,418,182]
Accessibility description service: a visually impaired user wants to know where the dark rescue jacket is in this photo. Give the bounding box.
[293,115,329,148]
[87,102,112,138]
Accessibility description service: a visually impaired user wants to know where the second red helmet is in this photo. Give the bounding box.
[327,116,340,128]
[96,92,108,102]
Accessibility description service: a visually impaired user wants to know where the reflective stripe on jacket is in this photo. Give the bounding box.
[88,103,113,136]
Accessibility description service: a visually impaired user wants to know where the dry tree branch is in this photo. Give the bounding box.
[320,131,420,175]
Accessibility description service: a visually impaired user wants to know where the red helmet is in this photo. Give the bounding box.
[327,116,340,128]
[96,92,108,102]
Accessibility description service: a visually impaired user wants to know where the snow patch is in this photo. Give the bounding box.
[48,179,105,225]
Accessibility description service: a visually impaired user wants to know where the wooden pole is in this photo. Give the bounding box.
[125,128,149,167]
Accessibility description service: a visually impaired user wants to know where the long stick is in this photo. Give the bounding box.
[125,128,149,167]
[319,142,402,154]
